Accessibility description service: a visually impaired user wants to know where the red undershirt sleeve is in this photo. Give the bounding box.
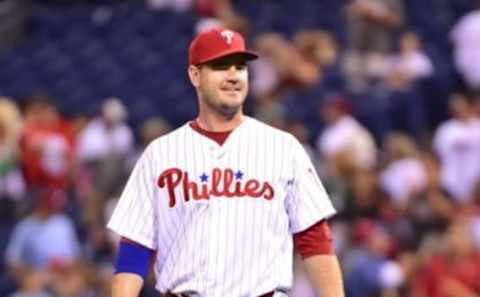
[293,220,334,259]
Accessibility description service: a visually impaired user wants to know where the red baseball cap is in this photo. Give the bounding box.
[189,28,258,66]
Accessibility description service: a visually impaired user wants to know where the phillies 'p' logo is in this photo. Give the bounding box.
[221,30,234,44]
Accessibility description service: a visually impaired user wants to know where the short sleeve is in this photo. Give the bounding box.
[286,137,336,233]
[107,144,158,249]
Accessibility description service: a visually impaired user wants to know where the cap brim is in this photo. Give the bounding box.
[195,50,258,65]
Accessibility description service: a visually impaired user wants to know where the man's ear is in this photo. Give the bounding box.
[188,65,200,88]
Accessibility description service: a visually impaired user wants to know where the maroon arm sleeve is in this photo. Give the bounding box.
[293,220,334,259]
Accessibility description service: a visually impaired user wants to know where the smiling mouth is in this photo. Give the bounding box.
[221,88,241,93]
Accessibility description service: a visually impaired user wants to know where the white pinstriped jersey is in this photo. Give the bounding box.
[107,116,336,297]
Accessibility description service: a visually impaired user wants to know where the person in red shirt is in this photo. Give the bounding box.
[412,218,480,297]
[20,96,75,192]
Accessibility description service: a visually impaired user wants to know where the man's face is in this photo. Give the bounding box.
[189,54,249,119]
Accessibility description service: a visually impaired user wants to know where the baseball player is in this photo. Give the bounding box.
[107,28,345,297]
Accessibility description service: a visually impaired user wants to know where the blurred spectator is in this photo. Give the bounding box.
[433,92,480,204]
[5,188,81,287]
[0,98,25,202]
[0,98,25,294]
[251,33,320,98]
[77,97,133,164]
[345,0,404,54]
[343,0,405,91]
[294,30,338,69]
[316,95,377,179]
[380,132,428,209]
[381,69,428,142]
[20,95,75,193]
[0,97,22,154]
[343,219,404,297]
[450,7,480,92]
[293,30,344,91]
[412,218,480,297]
[77,97,134,200]
[250,35,280,99]
[403,152,455,238]
[340,168,382,220]
[387,31,434,82]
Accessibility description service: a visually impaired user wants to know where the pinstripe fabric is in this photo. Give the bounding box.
[107,116,336,297]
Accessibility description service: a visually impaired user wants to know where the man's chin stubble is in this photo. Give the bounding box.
[214,104,241,120]
[204,97,242,120]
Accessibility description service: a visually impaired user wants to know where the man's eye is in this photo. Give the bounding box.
[236,64,247,70]
[214,64,230,70]
[210,63,247,70]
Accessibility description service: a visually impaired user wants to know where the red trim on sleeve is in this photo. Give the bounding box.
[293,220,334,259]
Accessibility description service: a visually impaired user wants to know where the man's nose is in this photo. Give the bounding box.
[226,66,240,80]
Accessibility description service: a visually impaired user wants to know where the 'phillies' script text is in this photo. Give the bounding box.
[158,168,275,207]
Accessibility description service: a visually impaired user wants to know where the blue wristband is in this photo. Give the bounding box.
[114,241,154,279]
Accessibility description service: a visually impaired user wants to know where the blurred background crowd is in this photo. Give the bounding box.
[1,0,480,296]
